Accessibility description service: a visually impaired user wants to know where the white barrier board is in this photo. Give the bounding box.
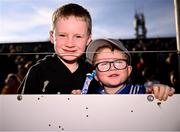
[0,94,180,131]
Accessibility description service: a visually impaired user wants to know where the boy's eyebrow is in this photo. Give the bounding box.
[55,32,85,36]
[94,58,127,62]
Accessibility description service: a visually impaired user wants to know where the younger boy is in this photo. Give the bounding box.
[82,38,174,100]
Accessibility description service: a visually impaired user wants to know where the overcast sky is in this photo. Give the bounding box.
[0,0,176,42]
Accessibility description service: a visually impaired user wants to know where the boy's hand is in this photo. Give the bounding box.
[146,84,175,101]
[71,89,81,94]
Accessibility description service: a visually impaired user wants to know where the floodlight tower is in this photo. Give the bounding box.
[134,11,147,39]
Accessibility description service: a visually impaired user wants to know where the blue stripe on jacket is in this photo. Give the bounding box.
[97,84,146,94]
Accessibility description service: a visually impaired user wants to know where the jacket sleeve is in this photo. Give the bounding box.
[18,65,43,94]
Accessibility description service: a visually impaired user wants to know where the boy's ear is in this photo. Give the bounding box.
[86,35,92,46]
[127,66,133,77]
[49,31,54,44]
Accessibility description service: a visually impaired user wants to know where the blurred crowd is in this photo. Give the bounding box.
[0,37,179,94]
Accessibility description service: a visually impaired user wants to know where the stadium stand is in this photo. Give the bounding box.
[0,37,179,93]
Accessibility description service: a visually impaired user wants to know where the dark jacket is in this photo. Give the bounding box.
[18,54,95,94]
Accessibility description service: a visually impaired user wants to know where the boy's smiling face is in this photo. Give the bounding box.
[94,48,132,89]
[50,16,91,62]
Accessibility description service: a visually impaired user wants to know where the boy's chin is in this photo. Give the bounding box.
[106,82,125,88]
[60,56,79,63]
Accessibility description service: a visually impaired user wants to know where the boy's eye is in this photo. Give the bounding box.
[115,60,123,64]
[75,35,82,38]
[59,34,65,37]
[99,62,108,66]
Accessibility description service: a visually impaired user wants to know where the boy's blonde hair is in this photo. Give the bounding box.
[51,3,92,35]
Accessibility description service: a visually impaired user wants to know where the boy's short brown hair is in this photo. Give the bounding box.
[52,3,92,35]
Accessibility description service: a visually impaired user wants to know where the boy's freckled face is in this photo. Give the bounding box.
[94,48,132,88]
[50,16,91,62]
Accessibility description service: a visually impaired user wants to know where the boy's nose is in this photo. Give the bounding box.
[66,38,74,47]
[109,63,116,71]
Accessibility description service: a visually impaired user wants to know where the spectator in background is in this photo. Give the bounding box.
[168,70,179,93]
[16,61,33,81]
[142,67,160,87]
[1,73,20,94]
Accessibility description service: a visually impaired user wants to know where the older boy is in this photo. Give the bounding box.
[81,38,174,100]
[18,3,93,94]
